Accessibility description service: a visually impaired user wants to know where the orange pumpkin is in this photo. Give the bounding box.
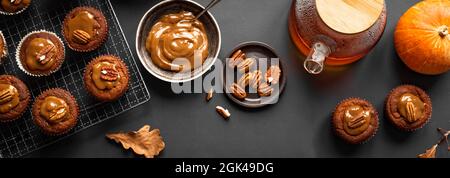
[395,0,450,75]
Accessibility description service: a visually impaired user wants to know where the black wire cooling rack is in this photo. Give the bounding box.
[0,0,150,158]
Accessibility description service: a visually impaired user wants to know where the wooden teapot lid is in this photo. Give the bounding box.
[316,0,385,34]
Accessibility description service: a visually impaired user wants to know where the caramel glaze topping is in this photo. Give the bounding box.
[0,83,19,113]
[25,38,58,71]
[398,93,425,123]
[0,0,31,13]
[67,10,100,45]
[146,11,209,72]
[40,96,69,124]
[92,61,120,90]
[343,105,372,136]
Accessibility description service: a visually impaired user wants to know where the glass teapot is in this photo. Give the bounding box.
[289,0,387,74]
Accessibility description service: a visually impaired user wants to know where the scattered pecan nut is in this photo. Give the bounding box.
[249,70,262,89]
[230,83,247,100]
[100,66,119,81]
[36,45,55,65]
[265,65,281,85]
[0,89,13,104]
[216,106,231,120]
[237,58,255,73]
[229,50,245,68]
[206,89,213,102]
[72,30,91,44]
[257,83,273,97]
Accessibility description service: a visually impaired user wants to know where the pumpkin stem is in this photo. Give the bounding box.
[438,25,448,38]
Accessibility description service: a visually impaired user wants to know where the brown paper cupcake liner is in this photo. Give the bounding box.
[16,30,65,77]
[84,55,130,101]
[31,88,79,136]
[0,30,8,60]
[62,6,108,52]
[0,75,31,123]
[332,97,379,145]
[385,85,432,132]
[0,100,29,123]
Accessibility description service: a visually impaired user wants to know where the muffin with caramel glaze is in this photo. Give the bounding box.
[385,85,432,132]
[62,6,108,52]
[84,55,129,102]
[32,88,78,136]
[332,98,379,144]
[0,75,30,122]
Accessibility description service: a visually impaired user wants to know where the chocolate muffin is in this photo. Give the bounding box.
[0,0,31,15]
[0,31,7,61]
[32,88,78,136]
[385,85,432,132]
[84,55,129,101]
[16,30,65,76]
[0,75,30,122]
[332,98,379,144]
[62,7,108,52]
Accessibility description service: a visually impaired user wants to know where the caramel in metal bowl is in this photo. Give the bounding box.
[136,0,221,83]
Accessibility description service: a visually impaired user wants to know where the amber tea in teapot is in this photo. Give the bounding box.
[289,0,387,74]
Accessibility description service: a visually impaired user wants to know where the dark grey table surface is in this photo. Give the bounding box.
[27,0,450,158]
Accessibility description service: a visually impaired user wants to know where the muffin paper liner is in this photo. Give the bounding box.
[385,85,432,132]
[0,30,8,60]
[0,3,30,16]
[16,30,65,77]
[31,88,79,136]
[62,6,108,52]
[332,97,379,145]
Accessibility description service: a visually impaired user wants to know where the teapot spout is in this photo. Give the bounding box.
[304,42,330,75]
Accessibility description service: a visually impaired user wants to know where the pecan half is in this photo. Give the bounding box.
[100,66,119,81]
[72,30,91,44]
[48,106,67,122]
[216,106,231,120]
[250,70,262,89]
[347,114,366,129]
[229,50,245,68]
[206,88,213,102]
[257,83,273,97]
[238,72,252,88]
[230,83,247,100]
[406,102,417,123]
[0,89,13,104]
[36,45,55,65]
[265,65,281,85]
[237,58,255,73]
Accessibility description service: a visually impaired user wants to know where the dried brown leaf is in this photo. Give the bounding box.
[417,144,438,158]
[106,125,165,158]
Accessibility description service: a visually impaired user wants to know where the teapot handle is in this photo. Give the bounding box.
[303,42,331,75]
